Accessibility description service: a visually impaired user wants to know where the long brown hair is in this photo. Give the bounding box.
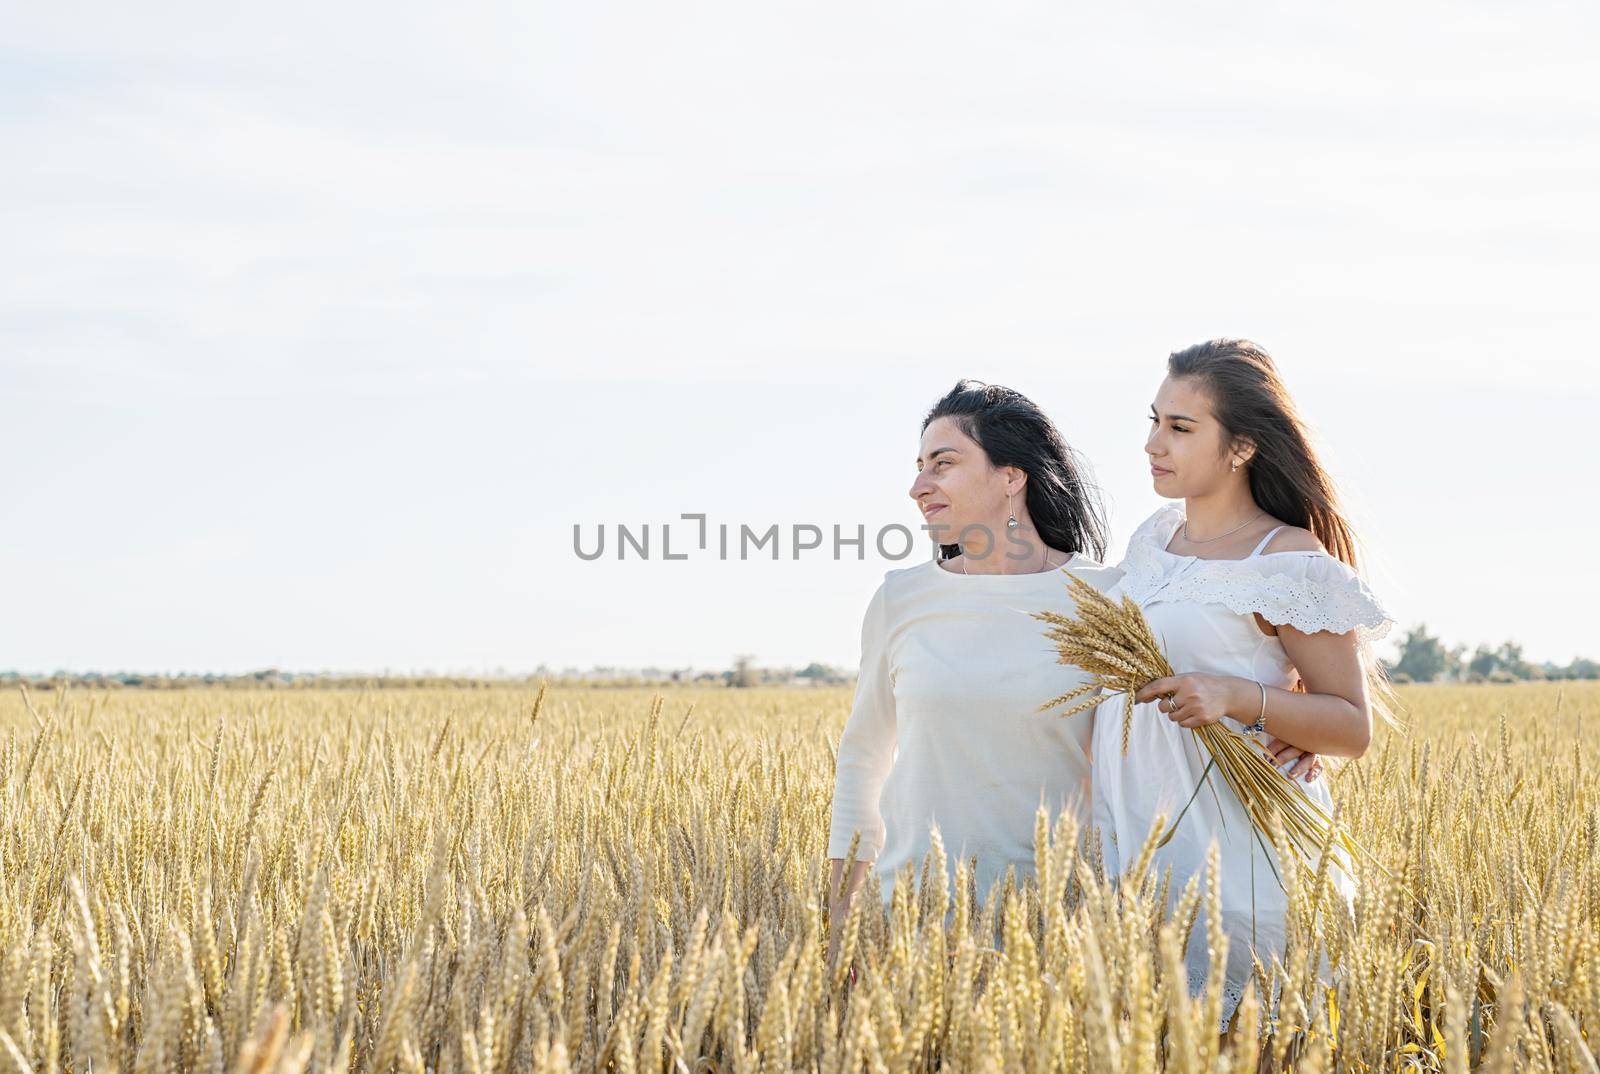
[1168,338,1400,731]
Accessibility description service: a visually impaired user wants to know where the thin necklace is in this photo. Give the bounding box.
[961,547,1065,575]
[1182,509,1263,545]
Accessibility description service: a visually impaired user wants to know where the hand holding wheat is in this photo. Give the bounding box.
[1032,570,1373,878]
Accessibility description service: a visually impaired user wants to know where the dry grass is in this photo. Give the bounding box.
[0,681,1594,1073]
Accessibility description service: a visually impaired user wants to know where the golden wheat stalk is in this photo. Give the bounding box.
[1033,571,1378,881]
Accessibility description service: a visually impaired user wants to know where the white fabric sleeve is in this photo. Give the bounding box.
[826,578,896,861]
[1167,551,1396,646]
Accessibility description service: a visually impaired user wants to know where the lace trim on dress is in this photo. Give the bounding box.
[1187,965,1248,1034]
[1189,965,1280,1035]
[1119,503,1396,647]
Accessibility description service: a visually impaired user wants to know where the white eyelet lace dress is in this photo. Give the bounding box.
[1089,501,1396,1032]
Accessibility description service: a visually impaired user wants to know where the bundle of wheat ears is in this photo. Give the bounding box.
[1032,571,1376,880]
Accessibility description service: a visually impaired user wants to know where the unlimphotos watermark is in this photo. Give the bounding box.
[572,515,1047,562]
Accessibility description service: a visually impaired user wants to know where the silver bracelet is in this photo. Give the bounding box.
[1243,681,1267,735]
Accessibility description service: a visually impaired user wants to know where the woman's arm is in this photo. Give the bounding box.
[1136,525,1380,762]
[1134,625,1372,758]
[1260,626,1371,756]
[826,580,897,961]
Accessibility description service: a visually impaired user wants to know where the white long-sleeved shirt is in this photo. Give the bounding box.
[826,552,1124,910]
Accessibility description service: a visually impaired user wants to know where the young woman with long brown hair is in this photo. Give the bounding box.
[1089,339,1397,1034]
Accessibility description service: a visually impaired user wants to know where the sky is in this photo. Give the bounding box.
[3,1,1597,675]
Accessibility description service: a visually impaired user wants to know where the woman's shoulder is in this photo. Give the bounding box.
[1139,500,1186,529]
[883,559,941,587]
[1127,501,1185,549]
[855,561,930,635]
[1257,523,1322,554]
[1061,551,1125,593]
[1180,546,1395,645]
[868,558,946,608]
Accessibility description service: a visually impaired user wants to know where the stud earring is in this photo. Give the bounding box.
[1231,460,1239,473]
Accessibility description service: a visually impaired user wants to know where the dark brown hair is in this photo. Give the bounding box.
[1168,338,1398,729]
[1168,339,1359,568]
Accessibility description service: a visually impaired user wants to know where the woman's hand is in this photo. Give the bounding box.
[1263,736,1323,782]
[826,857,869,986]
[1136,673,1326,782]
[826,904,859,986]
[1134,673,1248,730]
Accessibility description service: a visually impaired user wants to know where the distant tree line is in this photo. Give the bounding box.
[1384,624,1599,684]
[0,669,544,690]
[726,656,850,688]
[12,637,1586,691]
[0,659,853,691]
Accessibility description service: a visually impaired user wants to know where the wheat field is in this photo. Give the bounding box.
[0,681,1593,1073]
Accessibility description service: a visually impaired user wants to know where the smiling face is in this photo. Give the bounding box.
[908,416,1017,549]
[1145,374,1254,496]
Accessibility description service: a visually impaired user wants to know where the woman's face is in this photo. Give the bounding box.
[908,416,1012,548]
[1145,374,1250,497]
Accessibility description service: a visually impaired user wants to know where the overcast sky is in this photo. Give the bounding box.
[4,1,1596,674]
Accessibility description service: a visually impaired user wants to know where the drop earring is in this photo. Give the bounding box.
[1231,460,1239,473]
[1006,491,1018,529]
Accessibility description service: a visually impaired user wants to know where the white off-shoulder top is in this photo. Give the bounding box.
[1091,500,1396,1030]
